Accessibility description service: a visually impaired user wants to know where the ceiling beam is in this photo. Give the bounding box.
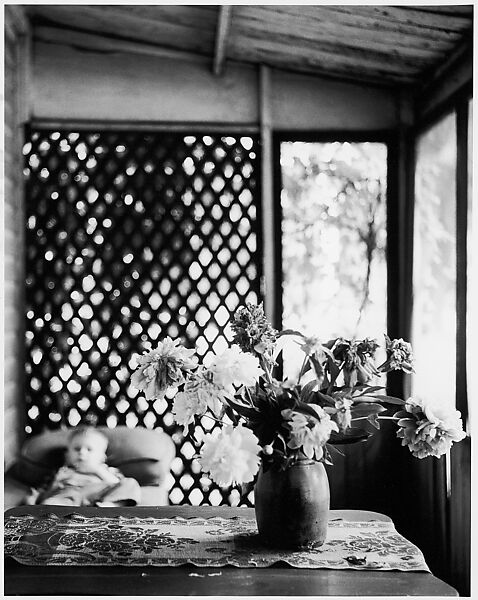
[419,35,472,95]
[417,35,473,120]
[213,6,232,76]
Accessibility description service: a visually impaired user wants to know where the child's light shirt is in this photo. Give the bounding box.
[51,465,122,490]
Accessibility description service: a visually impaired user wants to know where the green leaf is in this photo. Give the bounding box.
[329,427,372,445]
[294,401,321,420]
[352,394,403,406]
[224,404,240,426]
[367,394,406,405]
[330,388,352,399]
[278,329,305,339]
[226,397,258,419]
[324,338,339,349]
[322,444,335,465]
[397,417,415,427]
[350,403,387,418]
[352,385,386,396]
[300,379,319,402]
[326,442,345,457]
[366,413,381,429]
[326,356,341,382]
[315,390,336,406]
[348,396,379,403]
[310,355,325,380]
[299,362,313,380]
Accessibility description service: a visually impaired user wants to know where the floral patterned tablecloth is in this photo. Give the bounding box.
[4,513,430,571]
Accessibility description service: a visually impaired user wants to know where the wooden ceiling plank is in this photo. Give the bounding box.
[229,29,434,73]
[32,4,214,34]
[213,6,232,76]
[28,6,216,53]
[318,5,472,33]
[27,5,218,30]
[232,12,456,59]
[230,39,422,78]
[410,6,473,16]
[95,4,218,25]
[278,63,413,87]
[241,47,416,85]
[255,5,471,39]
[236,6,461,51]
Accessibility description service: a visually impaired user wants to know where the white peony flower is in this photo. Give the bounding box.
[131,337,197,400]
[396,397,466,458]
[282,404,339,460]
[423,401,464,433]
[207,345,264,389]
[172,371,231,433]
[199,425,261,487]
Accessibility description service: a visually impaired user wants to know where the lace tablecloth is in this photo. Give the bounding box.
[4,512,430,571]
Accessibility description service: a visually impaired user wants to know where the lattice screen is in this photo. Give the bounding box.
[23,128,262,505]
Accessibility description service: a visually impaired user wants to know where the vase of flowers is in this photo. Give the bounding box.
[130,303,466,548]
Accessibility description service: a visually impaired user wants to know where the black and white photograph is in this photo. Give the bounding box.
[2,2,474,597]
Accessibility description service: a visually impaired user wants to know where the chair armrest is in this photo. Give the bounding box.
[139,485,170,506]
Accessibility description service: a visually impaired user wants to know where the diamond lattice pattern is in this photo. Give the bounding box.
[23,129,262,506]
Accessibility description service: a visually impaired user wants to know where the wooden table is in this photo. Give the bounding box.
[4,505,457,596]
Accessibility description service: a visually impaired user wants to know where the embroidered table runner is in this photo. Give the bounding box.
[4,513,429,571]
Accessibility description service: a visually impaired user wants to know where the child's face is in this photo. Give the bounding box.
[66,433,108,472]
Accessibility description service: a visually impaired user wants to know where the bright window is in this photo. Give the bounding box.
[412,113,457,409]
[280,141,387,379]
[467,99,474,430]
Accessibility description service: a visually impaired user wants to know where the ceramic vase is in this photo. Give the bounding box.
[254,459,329,549]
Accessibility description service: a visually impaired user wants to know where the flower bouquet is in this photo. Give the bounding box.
[130,302,466,547]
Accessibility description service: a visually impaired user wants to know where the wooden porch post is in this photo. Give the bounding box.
[259,65,276,326]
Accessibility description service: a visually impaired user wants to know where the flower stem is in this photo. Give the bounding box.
[244,386,257,407]
[297,355,309,386]
[260,356,273,385]
[351,415,400,422]
[203,412,229,427]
